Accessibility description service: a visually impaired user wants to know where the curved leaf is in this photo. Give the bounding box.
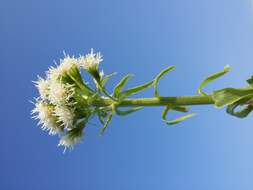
[162,105,195,125]
[118,80,154,100]
[114,106,144,116]
[198,65,230,96]
[226,95,253,118]
[113,74,133,98]
[163,113,196,125]
[154,65,175,97]
[227,103,253,118]
[101,72,117,87]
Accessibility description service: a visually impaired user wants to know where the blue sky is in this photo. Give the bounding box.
[1,0,253,189]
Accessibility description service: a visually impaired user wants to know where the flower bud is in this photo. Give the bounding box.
[79,49,102,82]
[58,127,83,152]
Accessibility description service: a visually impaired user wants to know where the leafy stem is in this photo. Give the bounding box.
[32,49,253,150]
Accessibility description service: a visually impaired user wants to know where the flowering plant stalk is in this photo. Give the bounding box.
[32,49,253,151]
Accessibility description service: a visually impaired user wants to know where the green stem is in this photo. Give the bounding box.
[92,95,214,107]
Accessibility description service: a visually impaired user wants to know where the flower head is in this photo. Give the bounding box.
[79,49,102,71]
[48,55,79,81]
[48,81,75,105]
[54,105,75,129]
[58,127,83,152]
[34,76,50,100]
[32,100,62,135]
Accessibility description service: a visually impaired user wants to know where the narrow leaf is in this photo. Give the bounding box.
[162,105,195,125]
[114,106,144,116]
[172,106,189,113]
[100,112,113,135]
[101,72,117,87]
[113,74,133,98]
[154,65,175,97]
[118,80,154,100]
[212,88,253,107]
[162,105,188,119]
[162,105,171,120]
[163,113,196,125]
[97,112,105,125]
[198,65,230,96]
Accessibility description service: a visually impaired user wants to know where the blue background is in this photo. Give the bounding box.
[1,0,253,189]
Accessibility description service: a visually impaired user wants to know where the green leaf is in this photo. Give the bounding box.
[113,74,133,98]
[226,95,253,118]
[198,65,230,96]
[163,113,196,125]
[114,106,144,116]
[212,88,253,108]
[97,109,108,125]
[227,103,253,118]
[162,105,188,119]
[162,105,171,120]
[171,106,189,113]
[101,72,117,87]
[100,112,113,135]
[118,80,154,100]
[98,113,105,125]
[154,65,175,97]
[162,105,195,125]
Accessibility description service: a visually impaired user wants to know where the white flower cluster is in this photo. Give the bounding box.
[78,48,103,71]
[32,56,75,135]
[32,49,102,151]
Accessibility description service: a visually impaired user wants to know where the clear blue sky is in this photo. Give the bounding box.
[1,0,253,189]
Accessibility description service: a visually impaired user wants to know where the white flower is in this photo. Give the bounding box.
[48,80,75,105]
[48,55,79,80]
[32,101,61,135]
[54,105,75,129]
[79,49,103,70]
[58,129,83,152]
[34,76,50,100]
